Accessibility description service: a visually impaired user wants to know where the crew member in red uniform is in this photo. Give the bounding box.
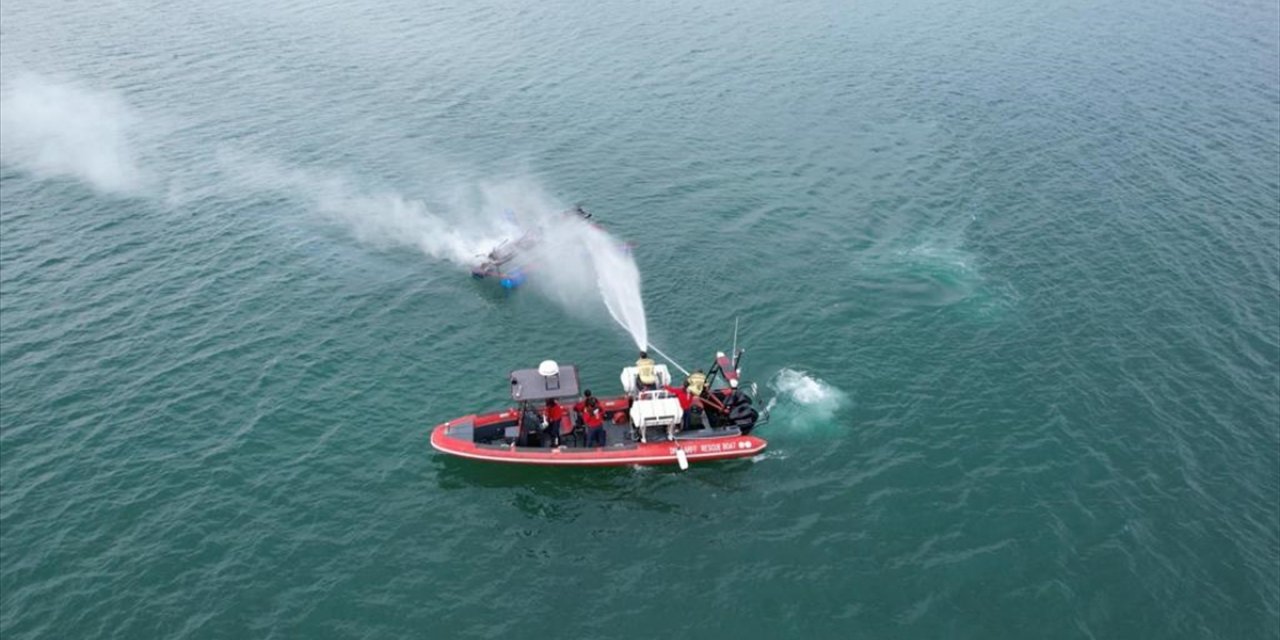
[574,390,604,446]
[580,394,607,447]
[542,398,566,447]
[573,390,594,422]
[667,375,711,433]
[663,383,694,439]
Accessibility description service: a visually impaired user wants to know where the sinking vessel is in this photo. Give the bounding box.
[430,350,766,468]
[469,206,630,288]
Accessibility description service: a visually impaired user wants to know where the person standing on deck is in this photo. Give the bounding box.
[663,382,706,438]
[683,370,712,431]
[575,390,605,447]
[542,398,566,447]
[573,390,594,427]
[581,395,607,447]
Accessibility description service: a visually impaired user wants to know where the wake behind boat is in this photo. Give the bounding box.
[430,349,766,468]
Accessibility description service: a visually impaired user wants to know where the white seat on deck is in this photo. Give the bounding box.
[629,390,684,427]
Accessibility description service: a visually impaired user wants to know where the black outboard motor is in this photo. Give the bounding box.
[723,387,758,434]
[729,403,759,434]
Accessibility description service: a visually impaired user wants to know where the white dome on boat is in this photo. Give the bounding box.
[538,360,560,377]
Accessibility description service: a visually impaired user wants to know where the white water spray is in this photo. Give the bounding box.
[213,151,520,267]
[0,72,652,349]
[0,73,148,194]
[218,161,652,346]
[217,151,651,347]
[524,212,648,350]
[582,226,648,351]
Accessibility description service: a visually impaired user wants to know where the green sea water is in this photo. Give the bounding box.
[2,0,1278,638]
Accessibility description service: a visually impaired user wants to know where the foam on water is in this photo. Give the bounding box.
[766,368,848,430]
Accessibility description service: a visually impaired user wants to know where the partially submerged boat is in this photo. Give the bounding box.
[430,350,766,468]
[468,224,540,288]
[469,206,630,289]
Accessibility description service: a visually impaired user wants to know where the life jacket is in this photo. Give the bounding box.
[686,371,707,396]
[636,358,657,384]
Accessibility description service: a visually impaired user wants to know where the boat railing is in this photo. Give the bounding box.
[636,389,674,402]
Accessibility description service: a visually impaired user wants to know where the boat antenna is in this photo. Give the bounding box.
[646,343,690,377]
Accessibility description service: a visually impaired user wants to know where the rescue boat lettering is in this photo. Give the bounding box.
[669,440,755,454]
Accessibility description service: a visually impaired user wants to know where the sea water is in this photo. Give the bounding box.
[1,0,1277,638]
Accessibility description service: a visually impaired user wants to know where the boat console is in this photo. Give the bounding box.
[628,389,683,442]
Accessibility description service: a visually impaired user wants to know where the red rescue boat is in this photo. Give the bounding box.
[430,350,767,468]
